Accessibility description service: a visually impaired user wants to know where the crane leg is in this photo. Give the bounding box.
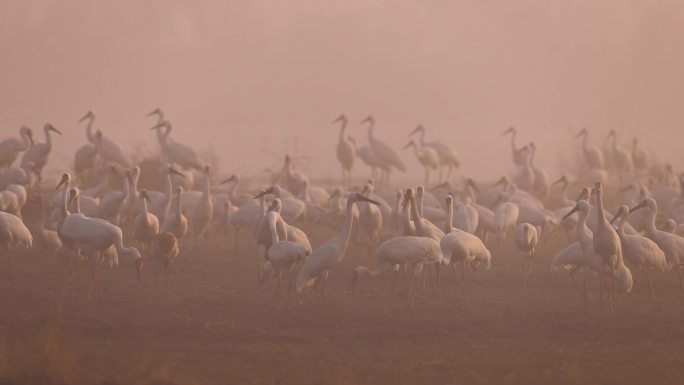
[643,269,657,302]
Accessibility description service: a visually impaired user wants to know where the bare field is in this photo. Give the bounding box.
[2,233,684,385]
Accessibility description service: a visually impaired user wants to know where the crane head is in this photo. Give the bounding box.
[401,188,414,211]
[150,120,170,131]
[220,174,238,185]
[332,114,347,124]
[68,187,80,206]
[493,176,507,188]
[606,129,616,139]
[501,126,516,136]
[141,189,151,204]
[45,124,62,135]
[630,198,656,213]
[466,178,480,193]
[254,185,278,199]
[610,205,629,225]
[360,115,375,125]
[78,110,94,123]
[56,173,71,190]
[21,126,34,146]
[575,128,588,138]
[552,175,568,186]
[403,140,415,150]
[561,202,582,221]
[146,108,163,117]
[176,186,184,195]
[350,192,380,206]
[169,167,185,178]
[408,125,424,136]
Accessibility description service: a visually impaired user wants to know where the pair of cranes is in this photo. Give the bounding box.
[334,115,460,187]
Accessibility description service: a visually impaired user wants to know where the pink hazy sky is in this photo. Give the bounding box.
[1,1,683,181]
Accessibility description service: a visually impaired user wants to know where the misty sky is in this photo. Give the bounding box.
[1,1,683,181]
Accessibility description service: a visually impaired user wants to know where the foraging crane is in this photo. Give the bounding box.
[610,206,666,300]
[575,128,605,169]
[0,126,33,170]
[501,126,527,167]
[349,236,443,306]
[20,124,61,184]
[361,116,406,185]
[148,232,179,291]
[333,114,355,185]
[149,120,203,171]
[408,125,461,183]
[630,198,684,288]
[404,139,439,186]
[295,193,380,296]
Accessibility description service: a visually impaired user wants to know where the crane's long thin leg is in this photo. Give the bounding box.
[643,269,657,302]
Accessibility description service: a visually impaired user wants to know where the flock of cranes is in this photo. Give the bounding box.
[0,111,683,313]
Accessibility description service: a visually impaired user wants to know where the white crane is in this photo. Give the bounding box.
[93,130,132,169]
[0,126,33,170]
[333,114,355,185]
[149,120,203,171]
[94,168,130,225]
[591,182,630,313]
[630,198,684,289]
[560,199,632,305]
[347,136,387,181]
[494,193,519,241]
[349,236,443,306]
[133,189,160,252]
[0,210,32,274]
[414,186,446,229]
[147,167,186,224]
[575,128,605,170]
[361,116,406,185]
[501,126,527,167]
[402,188,444,241]
[56,176,142,291]
[162,186,189,242]
[20,124,61,184]
[610,205,666,300]
[74,112,99,177]
[190,165,214,241]
[528,143,550,200]
[605,130,633,178]
[515,222,538,288]
[295,193,380,297]
[258,185,306,223]
[441,195,492,292]
[408,125,461,183]
[403,139,439,186]
[453,195,479,234]
[262,201,311,299]
[358,182,383,255]
[220,174,254,207]
[280,155,308,197]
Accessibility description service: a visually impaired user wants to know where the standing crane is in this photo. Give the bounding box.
[333,114,355,185]
[404,139,439,186]
[361,116,406,186]
[149,120,203,171]
[0,126,33,170]
[20,124,61,185]
[408,125,461,183]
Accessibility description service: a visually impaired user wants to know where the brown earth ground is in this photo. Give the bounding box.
[1,225,683,385]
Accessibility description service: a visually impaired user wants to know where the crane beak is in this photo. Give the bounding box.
[255,187,274,199]
[629,200,647,213]
[609,214,619,225]
[78,111,92,123]
[360,116,372,124]
[327,189,341,203]
[221,175,237,184]
[408,125,422,136]
[402,141,413,150]
[575,129,587,138]
[56,174,68,190]
[150,121,166,130]
[561,204,580,221]
[501,127,514,136]
[145,109,160,117]
[332,114,345,124]
[356,193,380,206]
[552,176,567,186]
[493,176,506,187]
[48,125,62,135]
[169,168,185,178]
